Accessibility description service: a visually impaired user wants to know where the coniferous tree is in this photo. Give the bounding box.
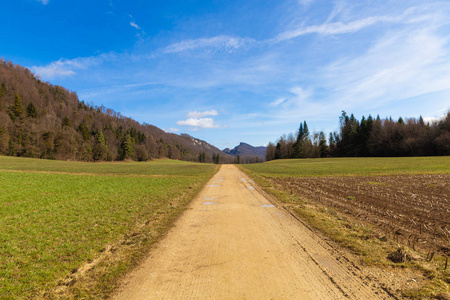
[61,116,71,127]
[93,130,110,161]
[120,134,134,160]
[9,94,25,121]
[318,131,327,158]
[26,102,38,118]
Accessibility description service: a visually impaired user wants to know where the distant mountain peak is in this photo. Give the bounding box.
[223,143,267,159]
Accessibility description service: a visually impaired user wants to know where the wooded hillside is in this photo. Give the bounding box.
[0,59,233,163]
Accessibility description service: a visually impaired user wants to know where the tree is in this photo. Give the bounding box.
[26,102,38,118]
[119,134,134,160]
[212,153,220,164]
[0,82,6,111]
[133,144,148,161]
[318,131,328,157]
[9,94,25,121]
[294,121,310,158]
[337,111,359,156]
[61,116,71,127]
[198,151,206,163]
[77,123,90,141]
[265,142,276,161]
[93,130,110,161]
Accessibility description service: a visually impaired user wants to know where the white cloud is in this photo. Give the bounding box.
[30,60,75,78]
[37,0,49,4]
[275,15,403,42]
[130,22,140,29]
[187,110,218,118]
[177,118,220,129]
[30,53,117,79]
[164,35,255,53]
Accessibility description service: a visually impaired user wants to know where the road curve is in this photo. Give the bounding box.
[113,164,391,299]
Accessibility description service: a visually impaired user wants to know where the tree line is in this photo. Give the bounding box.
[0,59,233,163]
[266,111,450,161]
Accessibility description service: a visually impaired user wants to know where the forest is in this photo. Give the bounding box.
[0,59,233,163]
[266,111,450,161]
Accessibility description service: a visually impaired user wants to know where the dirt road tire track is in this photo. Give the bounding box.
[113,165,392,299]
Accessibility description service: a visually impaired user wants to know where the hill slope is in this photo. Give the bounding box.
[0,59,233,163]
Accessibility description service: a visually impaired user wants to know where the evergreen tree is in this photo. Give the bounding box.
[9,94,25,121]
[0,82,6,98]
[212,153,220,164]
[120,134,134,160]
[318,131,327,157]
[294,121,310,158]
[26,102,38,118]
[0,83,6,110]
[77,123,91,141]
[93,130,109,161]
[61,116,71,127]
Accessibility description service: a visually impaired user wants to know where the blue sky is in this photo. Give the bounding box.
[2,0,450,149]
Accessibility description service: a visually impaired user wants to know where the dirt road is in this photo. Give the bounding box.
[114,165,392,299]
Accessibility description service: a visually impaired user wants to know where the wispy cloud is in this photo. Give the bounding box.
[274,15,404,42]
[31,60,75,78]
[270,98,286,107]
[164,35,255,53]
[30,53,117,79]
[130,22,140,29]
[128,15,145,38]
[323,26,450,109]
[187,110,218,118]
[37,0,49,5]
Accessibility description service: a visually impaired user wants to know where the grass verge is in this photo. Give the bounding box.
[0,156,219,299]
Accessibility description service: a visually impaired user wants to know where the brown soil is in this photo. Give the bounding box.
[271,174,450,255]
[113,165,392,299]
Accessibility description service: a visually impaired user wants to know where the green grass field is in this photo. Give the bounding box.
[0,156,218,299]
[242,156,450,177]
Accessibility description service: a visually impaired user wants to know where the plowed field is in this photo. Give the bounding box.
[271,174,450,255]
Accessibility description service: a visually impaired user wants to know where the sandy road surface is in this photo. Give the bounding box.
[114,165,392,299]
